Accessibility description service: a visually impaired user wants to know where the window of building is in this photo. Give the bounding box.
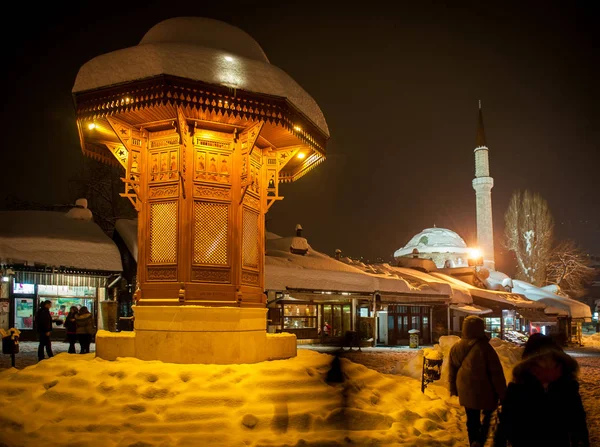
[14,298,34,330]
[282,304,317,329]
[484,317,502,338]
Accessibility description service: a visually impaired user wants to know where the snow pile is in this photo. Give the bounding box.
[399,336,522,386]
[0,350,472,446]
[582,333,600,349]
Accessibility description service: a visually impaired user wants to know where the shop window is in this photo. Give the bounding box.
[283,304,317,330]
[14,298,34,330]
[44,297,95,329]
[13,283,34,294]
[484,317,502,338]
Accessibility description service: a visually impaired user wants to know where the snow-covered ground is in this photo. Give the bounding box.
[1,339,598,446]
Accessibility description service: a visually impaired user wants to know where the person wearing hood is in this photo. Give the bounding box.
[75,306,95,354]
[493,333,589,447]
[449,315,506,447]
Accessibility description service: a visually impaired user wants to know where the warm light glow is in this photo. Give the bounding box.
[296,152,306,159]
[88,123,96,130]
[468,248,482,259]
[293,126,302,131]
[224,56,234,62]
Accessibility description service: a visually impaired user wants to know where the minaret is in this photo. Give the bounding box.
[472,101,495,270]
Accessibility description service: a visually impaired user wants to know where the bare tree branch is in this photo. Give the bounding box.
[546,239,596,298]
[503,190,554,286]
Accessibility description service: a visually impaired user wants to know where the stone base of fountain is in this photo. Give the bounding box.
[95,306,296,364]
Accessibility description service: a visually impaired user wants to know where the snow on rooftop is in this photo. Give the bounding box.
[115,219,138,262]
[72,17,329,137]
[429,271,542,309]
[0,211,122,272]
[486,271,591,320]
[512,279,592,321]
[341,261,472,305]
[266,236,448,296]
[394,228,471,258]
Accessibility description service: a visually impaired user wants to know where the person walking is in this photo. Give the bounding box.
[35,300,54,361]
[75,306,95,354]
[64,306,79,354]
[493,333,589,447]
[449,316,506,447]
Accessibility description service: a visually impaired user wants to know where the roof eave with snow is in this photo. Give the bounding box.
[72,43,329,137]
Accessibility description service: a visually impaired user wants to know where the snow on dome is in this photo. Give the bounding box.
[0,211,122,272]
[395,228,470,258]
[72,17,329,137]
[139,17,270,63]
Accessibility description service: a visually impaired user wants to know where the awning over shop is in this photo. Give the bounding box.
[450,303,493,315]
[516,307,558,325]
[14,270,109,288]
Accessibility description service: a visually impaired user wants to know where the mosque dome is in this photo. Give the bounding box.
[394,228,471,268]
[139,17,270,63]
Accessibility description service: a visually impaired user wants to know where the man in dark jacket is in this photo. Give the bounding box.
[36,300,54,361]
[494,334,589,447]
[449,316,506,447]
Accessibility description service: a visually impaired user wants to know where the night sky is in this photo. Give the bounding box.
[1,1,598,274]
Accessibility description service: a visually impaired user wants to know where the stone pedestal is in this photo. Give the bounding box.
[95,306,296,364]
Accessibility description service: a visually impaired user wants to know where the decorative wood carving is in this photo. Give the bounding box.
[149,149,179,182]
[104,143,128,169]
[150,136,180,149]
[193,149,231,184]
[149,184,179,199]
[245,121,264,156]
[176,106,191,176]
[193,184,231,201]
[241,271,259,285]
[147,266,177,281]
[243,194,259,210]
[191,268,231,283]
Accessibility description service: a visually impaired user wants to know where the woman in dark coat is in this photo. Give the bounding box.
[494,334,589,447]
[64,306,79,354]
[449,316,506,447]
[75,306,95,354]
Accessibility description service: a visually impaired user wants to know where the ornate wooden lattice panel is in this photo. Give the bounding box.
[242,208,259,268]
[149,201,178,264]
[193,201,229,265]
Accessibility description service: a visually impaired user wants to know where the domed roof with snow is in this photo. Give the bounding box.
[72,17,329,136]
[394,228,470,258]
[139,17,270,63]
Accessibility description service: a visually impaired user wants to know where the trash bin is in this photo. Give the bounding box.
[2,335,19,354]
[408,329,420,348]
[117,316,134,332]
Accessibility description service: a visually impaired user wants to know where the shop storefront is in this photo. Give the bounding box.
[9,272,107,341]
[267,292,371,344]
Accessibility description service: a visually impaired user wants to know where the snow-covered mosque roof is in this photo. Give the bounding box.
[394,227,471,258]
[72,17,329,137]
[0,211,122,272]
